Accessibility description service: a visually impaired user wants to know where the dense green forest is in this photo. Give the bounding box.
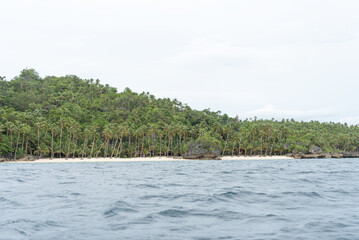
[0,69,358,159]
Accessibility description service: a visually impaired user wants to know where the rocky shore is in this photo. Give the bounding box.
[289,152,359,159]
[182,141,221,160]
[287,145,359,159]
[0,155,36,163]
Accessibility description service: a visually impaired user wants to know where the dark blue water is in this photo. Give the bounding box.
[1,159,359,240]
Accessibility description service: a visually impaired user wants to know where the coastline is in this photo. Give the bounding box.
[8,156,294,163]
[221,156,293,160]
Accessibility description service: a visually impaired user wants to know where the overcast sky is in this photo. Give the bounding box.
[1,0,359,124]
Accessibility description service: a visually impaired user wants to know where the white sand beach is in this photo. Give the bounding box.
[11,156,293,163]
[221,156,294,160]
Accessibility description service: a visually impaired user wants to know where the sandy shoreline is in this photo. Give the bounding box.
[221,156,293,160]
[8,156,293,163]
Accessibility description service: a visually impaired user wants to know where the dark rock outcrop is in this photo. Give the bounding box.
[310,146,322,154]
[301,154,326,159]
[17,155,36,162]
[290,153,326,159]
[0,155,36,163]
[183,142,221,160]
[331,153,343,158]
[289,152,358,159]
[283,143,291,150]
[342,152,359,158]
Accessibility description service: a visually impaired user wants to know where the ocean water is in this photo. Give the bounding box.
[1,159,359,240]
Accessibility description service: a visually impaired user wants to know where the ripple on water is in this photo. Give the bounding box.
[140,193,187,201]
[70,192,81,196]
[109,223,128,231]
[15,178,25,183]
[104,200,138,218]
[59,181,76,184]
[209,210,246,221]
[136,184,160,189]
[1,158,359,239]
[33,220,64,231]
[209,190,267,203]
[282,191,322,198]
[0,219,35,227]
[159,209,189,218]
[0,219,64,238]
[0,197,22,207]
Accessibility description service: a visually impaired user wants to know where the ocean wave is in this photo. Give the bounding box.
[104,200,138,218]
[158,209,189,218]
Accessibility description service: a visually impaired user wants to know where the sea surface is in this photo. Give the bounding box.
[1,159,359,240]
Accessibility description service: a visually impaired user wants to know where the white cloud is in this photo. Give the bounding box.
[241,104,336,121]
[163,37,272,69]
[339,117,359,126]
[1,0,359,123]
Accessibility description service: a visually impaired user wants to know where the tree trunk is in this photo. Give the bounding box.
[37,129,40,157]
[128,136,131,157]
[110,137,118,158]
[237,142,241,156]
[25,137,29,154]
[159,136,162,157]
[95,142,105,158]
[59,126,63,158]
[231,141,236,157]
[222,132,229,156]
[14,132,20,160]
[148,135,151,157]
[51,130,54,159]
[141,135,145,157]
[21,134,25,151]
[72,135,77,158]
[89,135,96,158]
[116,135,123,158]
[152,134,156,157]
[82,135,88,159]
[66,132,72,159]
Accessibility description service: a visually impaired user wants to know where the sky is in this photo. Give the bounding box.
[1,0,359,124]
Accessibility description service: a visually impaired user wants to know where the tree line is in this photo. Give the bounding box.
[0,69,358,159]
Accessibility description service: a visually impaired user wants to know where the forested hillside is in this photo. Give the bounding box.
[1,69,358,159]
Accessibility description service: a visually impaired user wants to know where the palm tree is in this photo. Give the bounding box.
[13,122,21,160]
[222,124,233,156]
[102,124,113,158]
[58,117,65,158]
[115,124,127,158]
[82,126,91,159]
[88,123,99,158]
[50,123,57,159]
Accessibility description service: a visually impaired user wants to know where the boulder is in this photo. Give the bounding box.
[183,141,221,160]
[291,152,304,159]
[310,146,322,154]
[291,152,330,159]
[331,153,343,158]
[17,155,36,161]
[0,155,36,163]
[283,144,291,150]
[300,154,325,159]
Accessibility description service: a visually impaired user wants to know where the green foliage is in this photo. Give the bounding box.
[195,133,221,151]
[292,144,308,154]
[0,136,13,156]
[0,69,358,159]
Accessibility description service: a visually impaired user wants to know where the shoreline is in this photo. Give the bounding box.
[6,156,294,163]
